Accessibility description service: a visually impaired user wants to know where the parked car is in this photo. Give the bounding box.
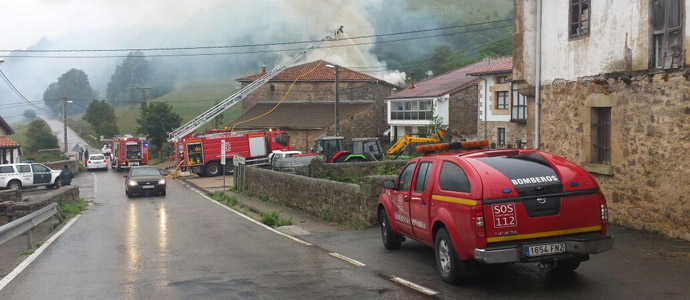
[124,166,166,197]
[86,154,108,171]
[0,163,62,190]
[377,148,613,284]
[268,150,302,166]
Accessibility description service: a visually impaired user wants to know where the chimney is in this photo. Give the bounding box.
[261,65,267,75]
[409,72,415,89]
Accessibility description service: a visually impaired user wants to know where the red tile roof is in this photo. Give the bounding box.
[0,136,20,148]
[386,60,493,99]
[236,60,397,87]
[467,57,513,76]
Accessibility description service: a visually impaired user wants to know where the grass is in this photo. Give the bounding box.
[376,164,401,176]
[260,211,292,227]
[59,198,88,218]
[210,191,238,207]
[113,79,243,134]
[259,194,269,202]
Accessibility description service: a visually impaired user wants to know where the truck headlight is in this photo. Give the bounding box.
[158,179,166,185]
[128,180,138,186]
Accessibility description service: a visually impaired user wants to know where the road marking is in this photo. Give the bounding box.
[390,276,438,296]
[92,172,98,195]
[328,253,366,267]
[197,191,313,247]
[0,215,82,292]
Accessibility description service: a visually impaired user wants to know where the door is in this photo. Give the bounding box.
[16,164,33,186]
[391,162,417,236]
[409,160,434,242]
[31,164,52,185]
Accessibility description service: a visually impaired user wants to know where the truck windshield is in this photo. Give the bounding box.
[126,144,141,159]
[275,133,289,146]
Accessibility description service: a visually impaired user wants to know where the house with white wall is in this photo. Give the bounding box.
[513,0,690,240]
[385,59,495,142]
[468,57,527,147]
[0,115,21,164]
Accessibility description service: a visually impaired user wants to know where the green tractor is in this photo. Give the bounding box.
[313,136,384,163]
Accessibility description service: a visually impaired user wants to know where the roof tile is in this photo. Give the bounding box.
[0,136,20,148]
[386,60,493,99]
[236,60,396,87]
[467,57,513,76]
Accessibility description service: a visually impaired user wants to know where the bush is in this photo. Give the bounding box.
[24,119,59,153]
[59,198,88,218]
[260,211,292,227]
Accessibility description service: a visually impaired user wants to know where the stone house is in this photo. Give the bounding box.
[0,115,21,164]
[468,57,528,147]
[234,60,397,150]
[513,0,690,240]
[385,60,496,142]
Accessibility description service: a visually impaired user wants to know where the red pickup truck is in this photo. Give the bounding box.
[377,148,613,283]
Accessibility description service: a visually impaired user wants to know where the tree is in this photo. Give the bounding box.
[83,100,119,138]
[42,69,95,115]
[106,51,151,105]
[24,119,59,152]
[23,109,36,120]
[136,102,181,149]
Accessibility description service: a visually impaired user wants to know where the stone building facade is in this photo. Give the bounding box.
[513,0,690,240]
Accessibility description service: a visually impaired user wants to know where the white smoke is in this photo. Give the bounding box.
[382,70,406,86]
[425,70,434,77]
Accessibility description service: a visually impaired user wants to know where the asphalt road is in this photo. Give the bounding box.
[43,117,97,155]
[0,170,424,299]
[303,224,690,300]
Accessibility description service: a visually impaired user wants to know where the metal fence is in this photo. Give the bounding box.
[0,203,65,250]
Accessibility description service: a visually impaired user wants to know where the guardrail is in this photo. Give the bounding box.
[0,203,65,249]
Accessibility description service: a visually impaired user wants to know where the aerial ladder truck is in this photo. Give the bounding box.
[168,26,344,177]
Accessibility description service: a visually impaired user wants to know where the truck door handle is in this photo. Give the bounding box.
[411,197,421,201]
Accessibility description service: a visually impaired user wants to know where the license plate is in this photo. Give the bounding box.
[129,162,139,166]
[142,185,155,189]
[525,243,566,257]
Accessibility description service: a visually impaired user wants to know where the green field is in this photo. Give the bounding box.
[114,80,244,135]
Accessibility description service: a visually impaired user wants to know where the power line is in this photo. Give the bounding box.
[0,69,47,111]
[0,19,512,53]
[5,24,513,59]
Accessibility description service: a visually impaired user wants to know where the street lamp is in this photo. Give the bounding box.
[326,64,340,136]
[62,98,73,153]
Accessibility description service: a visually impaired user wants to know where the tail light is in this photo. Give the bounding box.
[471,206,485,238]
[599,193,609,234]
[87,160,91,164]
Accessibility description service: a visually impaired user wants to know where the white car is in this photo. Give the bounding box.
[268,150,302,166]
[87,154,108,171]
[0,163,62,190]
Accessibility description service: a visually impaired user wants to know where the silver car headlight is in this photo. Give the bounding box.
[158,179,166,185]
[128,180,138,186]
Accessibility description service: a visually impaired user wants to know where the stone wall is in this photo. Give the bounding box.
[0,190,21,203]
[448,85,479,140]
[0,186,79,225]
[44,159,80,174]
[245,167,380,227]
[304,159,406,181]
[477,121,527,147]
[538,70,690,240]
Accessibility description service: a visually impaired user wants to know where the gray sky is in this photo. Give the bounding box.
[1,0,223,50]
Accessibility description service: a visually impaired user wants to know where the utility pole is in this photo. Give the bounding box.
[333,65,340,136]
[134,87,152,108]
[61,97,73,153]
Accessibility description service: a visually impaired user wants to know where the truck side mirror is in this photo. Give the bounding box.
[383,180,395,189]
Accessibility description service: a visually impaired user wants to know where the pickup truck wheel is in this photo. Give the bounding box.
[205,162,221,177]
[435,228,464,284]
[379,209,401,250]
[51,178,61,189]
[7,180,22,190]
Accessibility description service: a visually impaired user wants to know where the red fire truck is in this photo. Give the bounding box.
[110,135,149,170]
[179,129,290,176]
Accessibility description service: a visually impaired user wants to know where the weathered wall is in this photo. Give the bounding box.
[286,129,327,152]
[477,121,527,147]
[241,81,393,112]
[245,167,379,227]
[0,190,21,203]
[0,186,79,225]
[539,71,690,240]
[44,159,80,174]
[448,85,479,140]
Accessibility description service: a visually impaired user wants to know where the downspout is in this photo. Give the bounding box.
[535,0,542,149]
[480,77,488,140]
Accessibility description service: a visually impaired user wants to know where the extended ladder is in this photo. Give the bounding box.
[167,26,343,142]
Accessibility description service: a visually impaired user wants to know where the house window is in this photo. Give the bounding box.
[569,0,591,38]
[651,0,684,69]
[496,76,507,84]
[495,91,508,110]
[391,100,433,120]
[592,107,611,165]
[511,83,527,121]
[497,128,506,147]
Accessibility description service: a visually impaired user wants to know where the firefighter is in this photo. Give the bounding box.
[60,165,74,186]
[84,148,89,164]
